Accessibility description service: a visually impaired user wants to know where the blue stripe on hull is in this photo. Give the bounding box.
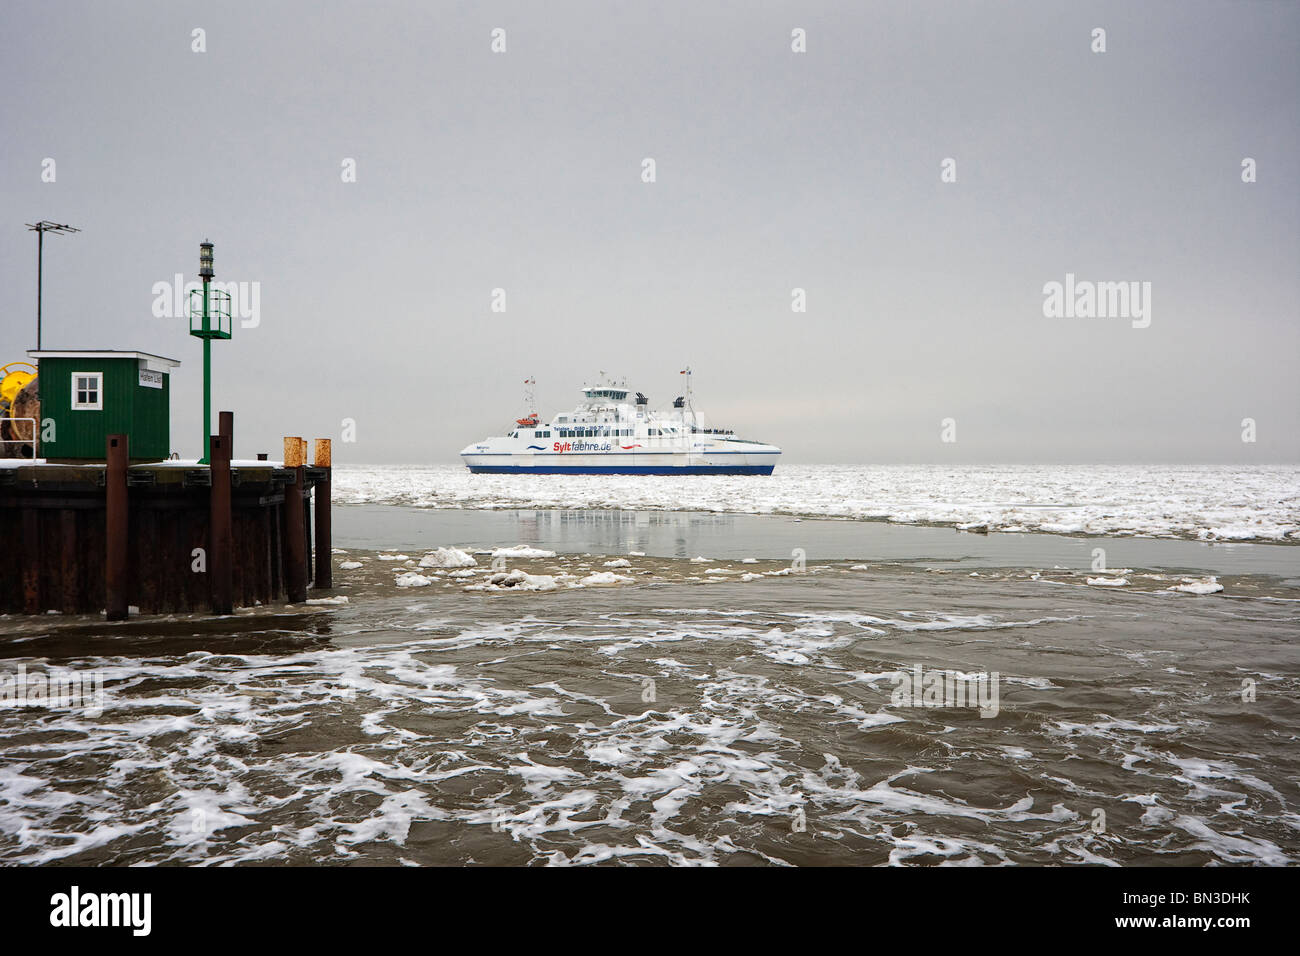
[466,464,776,475]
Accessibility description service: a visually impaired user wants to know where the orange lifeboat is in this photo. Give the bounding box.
[515,414,539,427]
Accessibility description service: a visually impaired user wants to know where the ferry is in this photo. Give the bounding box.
[460,372,780,475]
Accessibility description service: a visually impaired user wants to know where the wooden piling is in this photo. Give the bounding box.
[282,436,308,603]
[210,431,234,614]
[106,434,129,621]
[312,438,332,589]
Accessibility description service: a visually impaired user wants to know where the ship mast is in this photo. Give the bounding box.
[514,376,540,427]
[680,366,695,429]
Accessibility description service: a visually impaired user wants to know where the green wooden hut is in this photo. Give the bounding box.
[28,350,180,461]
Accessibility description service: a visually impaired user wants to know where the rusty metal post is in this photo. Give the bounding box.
[210,431,234,614]
[312,439,332,589]
[282,437,308,603]
[106,434,129,621]
[219,410,234,458]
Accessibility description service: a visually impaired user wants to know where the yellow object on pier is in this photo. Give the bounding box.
[0,362,36,406]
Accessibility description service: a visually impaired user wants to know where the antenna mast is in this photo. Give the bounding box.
[680,366,695,429]
[25,220,81,349]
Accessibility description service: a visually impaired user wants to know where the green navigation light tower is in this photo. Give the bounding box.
[188,240,231,464]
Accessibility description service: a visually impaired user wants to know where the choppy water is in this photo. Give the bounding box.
[1,511,1297,866]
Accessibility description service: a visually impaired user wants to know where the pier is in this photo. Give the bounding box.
[0,418,333,617]
[0,239,336,619]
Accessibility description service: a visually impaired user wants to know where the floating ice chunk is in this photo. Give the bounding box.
[1087,576,1128,586]
[603,558,631,568]
[448,569,475,578]
[394,572,433,588]
[338,561,363,570]
[377,553,410,561]
[740,572,763,582]
[306,595,349,605]
[741,558,758,564]
[467,569,559,591]
[419,547,477,569]
[579,571,633,586]
[1169,576,1224,595]
[628,551,646,557]
[705,568,737,575]
[492,545,557,558]
[688,556,710,563]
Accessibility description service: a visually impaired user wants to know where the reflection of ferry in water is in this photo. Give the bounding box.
[460,371,780,475]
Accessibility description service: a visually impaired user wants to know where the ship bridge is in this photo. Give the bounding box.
[580,385,631,403]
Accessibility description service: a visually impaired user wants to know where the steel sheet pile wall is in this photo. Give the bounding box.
[0,426,332,616]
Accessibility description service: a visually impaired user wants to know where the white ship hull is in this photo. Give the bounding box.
[461,446,779,475]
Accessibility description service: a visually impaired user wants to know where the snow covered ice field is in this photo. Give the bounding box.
[333,464,1300,543]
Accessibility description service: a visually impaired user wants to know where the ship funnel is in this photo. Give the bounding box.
[636,392,648,405]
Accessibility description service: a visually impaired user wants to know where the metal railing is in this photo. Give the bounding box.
[0,418,39,455]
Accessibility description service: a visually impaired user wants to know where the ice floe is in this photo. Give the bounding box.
[418,547,477,569]
[492,545,557,558]
[394,572,433,588]
[1168,576,1224,595]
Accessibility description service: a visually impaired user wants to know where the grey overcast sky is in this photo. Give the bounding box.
[2,0,1297,464]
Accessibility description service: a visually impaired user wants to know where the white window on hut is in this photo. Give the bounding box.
[71,372,103,410]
